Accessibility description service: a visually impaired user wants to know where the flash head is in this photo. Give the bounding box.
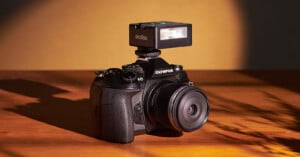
[129,21,192,50]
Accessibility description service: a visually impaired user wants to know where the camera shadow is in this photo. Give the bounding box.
[0,79,93,137]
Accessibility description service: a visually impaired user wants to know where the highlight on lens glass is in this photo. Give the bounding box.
[90,21,209,143]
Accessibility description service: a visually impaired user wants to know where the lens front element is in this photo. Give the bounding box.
[168,86,209,132]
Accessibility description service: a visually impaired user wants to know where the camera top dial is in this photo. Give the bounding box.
[122,64,145,83]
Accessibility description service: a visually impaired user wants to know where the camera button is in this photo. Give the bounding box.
[122,72,137,83]
[188,81,194,86]
[95,71,104,78]
[173,65,183,71]
[137,77,144,82]
[104,68,121,78]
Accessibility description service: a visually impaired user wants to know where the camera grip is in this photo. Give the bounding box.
[90,80,138,143]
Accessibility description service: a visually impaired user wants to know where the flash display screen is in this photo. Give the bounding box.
[160,27,187,40]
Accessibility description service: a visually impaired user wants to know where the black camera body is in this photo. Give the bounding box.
[90,22,209,143]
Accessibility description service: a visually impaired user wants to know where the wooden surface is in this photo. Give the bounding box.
[0,71,299,157]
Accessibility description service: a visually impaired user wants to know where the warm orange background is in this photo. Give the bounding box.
[0,0,245,70]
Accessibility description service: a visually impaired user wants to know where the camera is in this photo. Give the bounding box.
[90,21,209,143]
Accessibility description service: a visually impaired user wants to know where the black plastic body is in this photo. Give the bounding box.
[90,56,209,143]
[129,21,192,49]
[91,58,180,143]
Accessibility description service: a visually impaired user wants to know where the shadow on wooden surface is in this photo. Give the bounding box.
[207,90,300,154]
[241,71,300,94]
[0,79,93,137]
[189,71,300,155]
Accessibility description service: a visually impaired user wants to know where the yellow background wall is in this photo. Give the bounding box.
[0,0,244,70]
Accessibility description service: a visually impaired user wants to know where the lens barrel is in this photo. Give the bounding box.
[168,85,209,132]
[146,82,209,132]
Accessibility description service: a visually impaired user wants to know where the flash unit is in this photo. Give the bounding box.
[129,21,192,49]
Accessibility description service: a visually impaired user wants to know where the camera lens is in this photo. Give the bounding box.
[169,85,209,132]
[187,104,197,115]
[146,82,209,132]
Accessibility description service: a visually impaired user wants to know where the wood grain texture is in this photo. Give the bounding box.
[0,71,299,157]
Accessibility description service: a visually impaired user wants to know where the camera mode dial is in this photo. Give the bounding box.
[95,68,122,79]
[122,64,144,83]
[103,68,122,78]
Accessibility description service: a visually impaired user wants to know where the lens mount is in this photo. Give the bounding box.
[168,85,209,132]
